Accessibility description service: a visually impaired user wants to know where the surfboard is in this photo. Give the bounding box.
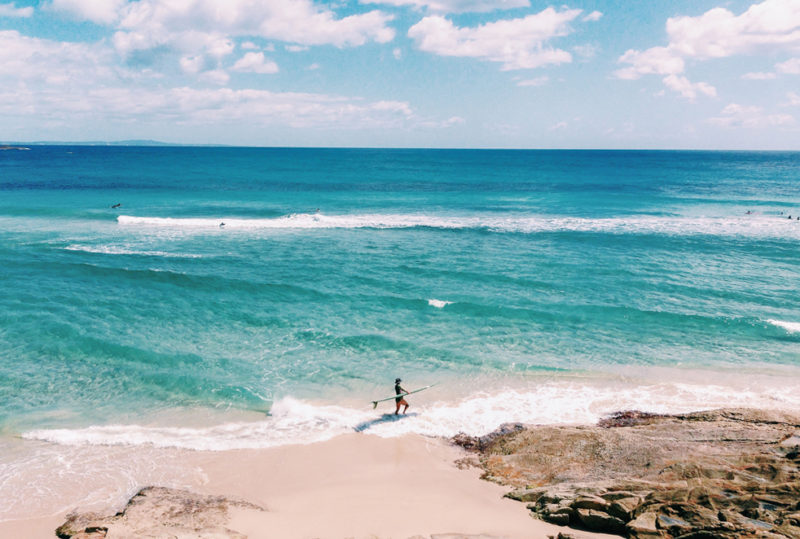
[371,383,437,409]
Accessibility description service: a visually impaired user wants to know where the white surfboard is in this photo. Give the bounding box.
[371,383,437,409]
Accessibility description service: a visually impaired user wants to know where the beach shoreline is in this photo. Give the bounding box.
[3,407,799,538]
[1,431,618,539]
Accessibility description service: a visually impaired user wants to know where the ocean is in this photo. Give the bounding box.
[1,147,799,519]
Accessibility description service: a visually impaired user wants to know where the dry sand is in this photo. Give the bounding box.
[0,432,618,538]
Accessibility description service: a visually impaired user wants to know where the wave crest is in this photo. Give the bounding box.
[117,213,800,238]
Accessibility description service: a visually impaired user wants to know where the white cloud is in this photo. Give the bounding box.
[666,0,800,59]
[408,8,584,71]
[50,0,126,24]
[393,47,402,59]
[741,71,777,79]
[360,0,529,14]
[241,41,258,50]
[776,57,800,74]
[180,55,205,74]
[286,44,310,52]
[709,103,795,128]
[199,69,230,85]
[232,52,279,74]
[307,62,320,70]
[417,115,465,128]
[786,91,800,105]
[0,30,118,85]
[516,76,548,87]
[0,30,461,134]
[615,46,685,79]
[663,74,716,100]
[0,2,33,17]
[615,0,800,99]
[112,0,394,59]
[549,121,567,131]
[582,11,602,22]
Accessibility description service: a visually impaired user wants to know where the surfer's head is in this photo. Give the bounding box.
[395,378,401,383]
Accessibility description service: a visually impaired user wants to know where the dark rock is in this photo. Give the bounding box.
[575,508,626,534]
[598,410,667,428]
[452,423,525,452]
[541,511,571,526]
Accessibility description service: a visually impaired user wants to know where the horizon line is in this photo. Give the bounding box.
[3,142,799,152]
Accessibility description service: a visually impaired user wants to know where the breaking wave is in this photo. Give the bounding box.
[117,213,800,239]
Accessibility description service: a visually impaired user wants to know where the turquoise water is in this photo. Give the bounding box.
[2,147,800,519]
[1,147,800,440]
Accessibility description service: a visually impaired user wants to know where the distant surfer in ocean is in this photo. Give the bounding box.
[394,378,409,415]
[111,203,121,209]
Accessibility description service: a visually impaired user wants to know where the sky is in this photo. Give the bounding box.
[1,0,799,148]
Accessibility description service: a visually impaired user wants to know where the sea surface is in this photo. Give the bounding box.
[1,147,799,519]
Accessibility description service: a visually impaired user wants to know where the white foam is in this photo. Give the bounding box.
[428,299,452,308]
[22,379,800,451]
[117,213,800,239]
[766,319,800,333]
[64,244,202,258]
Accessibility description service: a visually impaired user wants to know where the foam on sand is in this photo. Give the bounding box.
[23,377,800,452]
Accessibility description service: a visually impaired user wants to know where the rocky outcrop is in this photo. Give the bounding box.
[56,486,265,539]
[454,409,800,538]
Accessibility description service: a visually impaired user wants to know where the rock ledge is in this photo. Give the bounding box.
[453,408,800,538]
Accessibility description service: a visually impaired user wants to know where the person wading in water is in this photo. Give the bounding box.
[394,378,409,415]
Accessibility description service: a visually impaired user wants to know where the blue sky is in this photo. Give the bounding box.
[1,0,799,148]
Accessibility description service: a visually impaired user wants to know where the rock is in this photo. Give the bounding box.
[626,512,662,538]
[571,494,608,511]
[56,513,108,539]
[608,496,641,520]
[56,487,265,539]
[466,408,800,538]
[780,433,800,447]
[575,508,626,534]
[719,509,776,532]
[600,490,640,501]
[656,513,692,535]
[504,487,548,503]
[597,410,666,428]
[541,511,571,526]
[540,502,573,517]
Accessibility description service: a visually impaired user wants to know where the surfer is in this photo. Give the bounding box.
[111,203,121,209]
[394,378,409,415]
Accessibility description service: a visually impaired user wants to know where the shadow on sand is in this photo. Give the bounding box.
[354,412,419,433]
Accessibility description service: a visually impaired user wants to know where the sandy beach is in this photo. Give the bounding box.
[0,432,618,538]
